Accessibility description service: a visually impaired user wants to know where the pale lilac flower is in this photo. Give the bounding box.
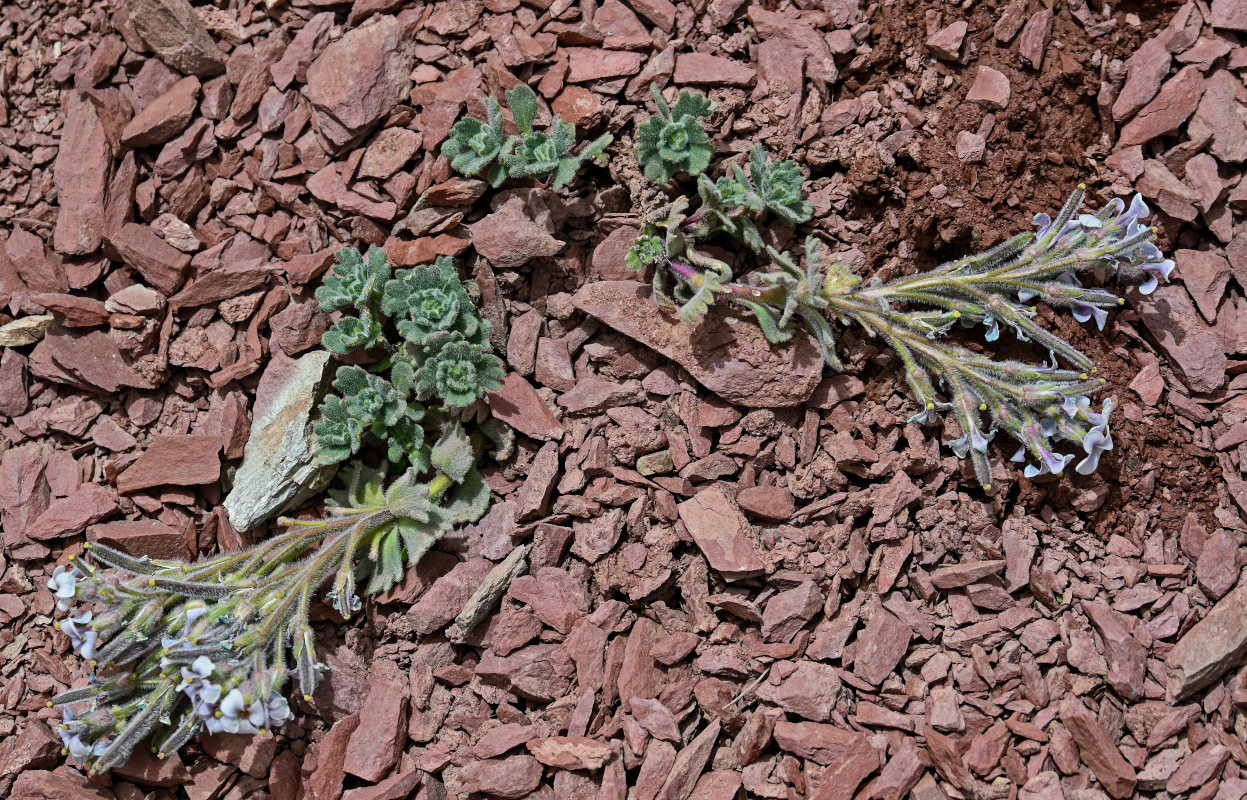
[48,565,82,612]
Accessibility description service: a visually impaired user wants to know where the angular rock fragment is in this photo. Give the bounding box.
[1135,285,1225,393]
[126,0,226,76]
[1119,65,1205,147]
[756,662,841,721]
[223,351,337,532]
[117,435,221,494]
[121,76,200,147]
[1017,8,1053,69]
[678,486,764,580]
[527,737,613,770]
[54,94,110,256]
[89,519,190,560]
[343,660,407,782]
[1059,695,1136,798]
[965,66,1010,109]
[566,48,643,82]
[574,282,823,407]
[926,21,967,61]
[107,223,192,295]
[674,53,756,86]
[470,199,565,269]
[26,484,119,540]
[305,15,413,151]
[486,373,563,441]
[29,323,161,393]
[1168,581,1247,700]
[1112,37,1171,122]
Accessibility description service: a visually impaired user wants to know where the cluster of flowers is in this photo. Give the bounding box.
[45,549,308,773]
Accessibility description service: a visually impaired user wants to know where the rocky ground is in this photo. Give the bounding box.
[3,0,1247,798]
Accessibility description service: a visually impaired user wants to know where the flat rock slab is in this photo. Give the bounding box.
[677,486,764,580]
[117,435,221,494]
[573,281,823,408]
[223,350,337,532]
[1167,581,1247,700]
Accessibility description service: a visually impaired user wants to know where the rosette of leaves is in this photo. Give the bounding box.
[413,330,507,408]
[442,91,508,185]
[316,246,390,354]
[634,84,714,183]
[314,365,425,467]
[442,83,613,189]
[692,144,814,250]
[381,257,489,345]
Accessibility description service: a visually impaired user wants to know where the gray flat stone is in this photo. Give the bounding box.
[224,350,337,531]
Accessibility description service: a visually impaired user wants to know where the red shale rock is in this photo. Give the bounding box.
[470,198,565,269]
[107,223,191,294]
[486,373,564,441]
[459,755,544,799]
[1167,580,1247,699]
[11,770,115,800]
[965,66,1010,110]
[1082,602,1146,701]
[121,76,200,147]
[25,484,118,540]
[1059,695,1137,798]
[343,659,407,782]
[527,736,613,770]
[126,0,226,76]
[773,721,864,765]
[574,282,823,407]
[305,15,413,150]
[53,93,110,256]
[89,520,191,560]
[1118,65,1205,147]
[678,486,764,580]
[116,434,221,494]
[674,53,756,87]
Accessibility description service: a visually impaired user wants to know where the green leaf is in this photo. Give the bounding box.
[748,144,813,225]
[740,299,794,344]
[552,157,580,189]
[430,420,475,483]
[443,98,509,179]
[678,269,725,323]
[507,83,539,135]
[627,234,665,272]
[315,246,390,312]
[314,395,364,464]
[634,101,714,185]
[440,467,492,525]
[670,90,713,122]
[580,133,613,162]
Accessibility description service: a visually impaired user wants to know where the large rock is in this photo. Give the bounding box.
[1167,581,1247,700]
[573,281,824,407]
[125,0,226,76]
[305,15,413,151]
[223,351,337,532]
[53,94,110,256]
[1134,285,1226,393]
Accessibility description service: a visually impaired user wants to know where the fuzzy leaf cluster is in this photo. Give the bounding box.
[316,246,390,354]
[443,83,613,189]
[634,85,715,184]
[314,255,506,472]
